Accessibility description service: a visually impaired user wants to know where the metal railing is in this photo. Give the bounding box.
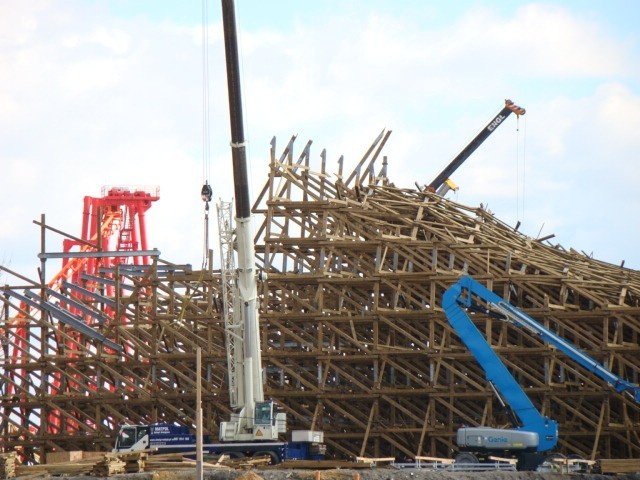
[393,461,517,471]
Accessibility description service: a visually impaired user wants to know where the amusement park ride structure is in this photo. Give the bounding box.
[2,134,640,463]
[1,3,640,463]
[2,185,160,440]
[52,185,160,288]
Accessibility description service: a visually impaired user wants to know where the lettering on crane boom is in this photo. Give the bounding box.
[487,114,506,131]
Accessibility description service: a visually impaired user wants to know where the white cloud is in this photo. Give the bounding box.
[89,26,131,54]
[595,82,640,146]
[1,0,639,279]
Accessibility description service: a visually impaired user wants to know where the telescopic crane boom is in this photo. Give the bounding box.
[429,99,525,195]
[113,1,325,462]
[442,276,640,469]
[218,0,283,442]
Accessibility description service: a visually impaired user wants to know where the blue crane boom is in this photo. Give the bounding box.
[442,276,640,460]
[442,277,558,453]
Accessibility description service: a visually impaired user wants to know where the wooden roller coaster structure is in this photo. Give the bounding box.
[1,135,639,463]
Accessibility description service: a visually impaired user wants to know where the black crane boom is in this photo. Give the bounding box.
[428,99,525,193]
[221,0,251,219]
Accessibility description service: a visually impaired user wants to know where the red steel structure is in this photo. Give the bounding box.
[5,186,159,436]
[54,186,160,288]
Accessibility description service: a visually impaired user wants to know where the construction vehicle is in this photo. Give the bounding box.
[428,99,525,196]
[113,424,323,462]
[113,0,325,463]
[442,276,640,470]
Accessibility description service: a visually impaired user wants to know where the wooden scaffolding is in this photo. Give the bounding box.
[1,131,639,462]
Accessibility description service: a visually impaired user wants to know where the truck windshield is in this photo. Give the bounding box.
[254,401,273,425]
[116,426,138,448]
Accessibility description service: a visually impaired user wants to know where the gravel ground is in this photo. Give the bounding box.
[58,468,639,480]
[238,469,639,480]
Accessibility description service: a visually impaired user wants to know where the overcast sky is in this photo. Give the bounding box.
[1,1,639,283]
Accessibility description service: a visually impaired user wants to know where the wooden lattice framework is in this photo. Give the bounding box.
[253,132,640,460]
[0,259,227,462]
[1,131,639,462]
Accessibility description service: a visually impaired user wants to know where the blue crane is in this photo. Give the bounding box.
[442,275,640,469]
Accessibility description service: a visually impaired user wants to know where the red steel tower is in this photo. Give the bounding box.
[4,186,160,437]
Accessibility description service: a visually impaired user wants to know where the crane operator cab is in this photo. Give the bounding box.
[220,400,286,442]
[253,400,287,439]
[254,401,275,425]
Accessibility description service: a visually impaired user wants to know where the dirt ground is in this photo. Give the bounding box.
[233,469,637,480]
[53,468,639,480]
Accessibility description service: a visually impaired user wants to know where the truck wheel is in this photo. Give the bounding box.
[455,452,479,464]
[253,450,280,465]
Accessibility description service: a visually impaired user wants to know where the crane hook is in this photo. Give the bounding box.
[201,182,213,203]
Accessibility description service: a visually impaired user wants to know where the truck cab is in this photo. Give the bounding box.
[113,425,150,452]
[113,423,196,453]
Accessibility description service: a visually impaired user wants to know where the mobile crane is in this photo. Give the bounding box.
[113,0,324,463]
[428,99,525,196]
[442,276,640,470]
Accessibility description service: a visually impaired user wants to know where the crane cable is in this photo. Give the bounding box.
[173,0,213,327]
[201,0,213,270]
[179,0,212,323]
[515,114,527,224]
